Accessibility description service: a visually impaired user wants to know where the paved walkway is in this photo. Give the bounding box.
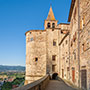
[45,80,77,90]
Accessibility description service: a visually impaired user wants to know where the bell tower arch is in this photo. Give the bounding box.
[44,6,58,29]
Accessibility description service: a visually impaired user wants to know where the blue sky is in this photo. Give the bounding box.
[0,0,71,66]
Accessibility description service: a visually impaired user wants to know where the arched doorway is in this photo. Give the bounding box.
[52,73,58,80]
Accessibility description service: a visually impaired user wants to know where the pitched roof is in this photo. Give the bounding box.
[68,0,76,22]
[47,6,56,20]
[25,30,46,35]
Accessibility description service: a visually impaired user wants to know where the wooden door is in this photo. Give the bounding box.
[67,67,69,79]
[81,69,87,90]
[72,68,75,83]
[62,69,64,78]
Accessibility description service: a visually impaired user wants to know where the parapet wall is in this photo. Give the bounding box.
[13,75,50,90]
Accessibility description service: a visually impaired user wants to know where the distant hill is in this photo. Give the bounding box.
[0,65,25,72]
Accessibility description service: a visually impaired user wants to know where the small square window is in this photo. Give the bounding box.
[52,29,54,31]
[61,31,63,33]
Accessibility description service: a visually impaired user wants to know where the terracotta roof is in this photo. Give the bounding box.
[58,23,70,25]
[68,0,76,22]
[47,6,56,20]
[25,30,46,35]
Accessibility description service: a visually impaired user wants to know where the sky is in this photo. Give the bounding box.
[0,0,71,66]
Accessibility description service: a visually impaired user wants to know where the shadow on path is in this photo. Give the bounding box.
[45,78,78,90]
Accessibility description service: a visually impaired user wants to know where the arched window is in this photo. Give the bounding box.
[35,57,38,62]
[47,22,51,28]
[52,23,55,28]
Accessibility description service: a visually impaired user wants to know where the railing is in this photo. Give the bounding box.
[12,75,50,90]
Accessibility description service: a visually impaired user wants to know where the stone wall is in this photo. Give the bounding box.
[57,23,70,80]
[25,30,46,84]
[46,28,60,74]
[25,1,90,89]
[68,0,79,87]
[66,0,90,89]
[59,33,70,79]
[80,0,90,89]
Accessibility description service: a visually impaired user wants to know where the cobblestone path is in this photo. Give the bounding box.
[45,80,77,90]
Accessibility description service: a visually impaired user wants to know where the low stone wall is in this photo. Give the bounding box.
[12,75,49,90]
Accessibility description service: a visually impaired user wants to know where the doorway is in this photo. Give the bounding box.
[81,69,87,90]
[52,73,58,80]
[62,69,64,78]
[72,67,75,83]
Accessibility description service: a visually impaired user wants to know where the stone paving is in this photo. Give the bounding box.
[45,80,77,90]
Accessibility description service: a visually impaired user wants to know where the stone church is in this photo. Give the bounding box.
[25,0,90,90]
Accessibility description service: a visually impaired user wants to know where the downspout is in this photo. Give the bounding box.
[58,29,60,76]
[77,0,80,88]
[69,32,71,80]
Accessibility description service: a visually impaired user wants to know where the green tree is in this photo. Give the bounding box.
[1,82,12,90]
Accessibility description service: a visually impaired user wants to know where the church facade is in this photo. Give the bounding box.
[25,0,90,90]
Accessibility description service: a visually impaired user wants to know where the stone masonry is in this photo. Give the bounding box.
[25,0,90,90]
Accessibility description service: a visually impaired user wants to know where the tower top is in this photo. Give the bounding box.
[47,6,56,20]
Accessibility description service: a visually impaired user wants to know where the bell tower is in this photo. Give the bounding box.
[44,6,58,29]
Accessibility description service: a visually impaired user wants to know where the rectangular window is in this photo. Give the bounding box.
[82,43,86,51]
[52,65,55,72]
[53,40,57,46]
[80,16,85,30]
[82,16,85,27]
[73,32,76,42]
[73,52,76,60]
[71,41,73,47]
[80,19,82,30]
[52,55,56,61]
[66,40,67,44]
[63,44,64,47]
[30,37,33,41]
[67,67,69,71]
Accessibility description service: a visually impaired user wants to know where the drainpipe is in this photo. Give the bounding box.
[77,0,80,88]
[69,32,71,80]
[58,29,60,76]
